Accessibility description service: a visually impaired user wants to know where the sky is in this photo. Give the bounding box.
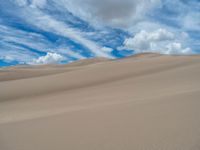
[0,0,200,66]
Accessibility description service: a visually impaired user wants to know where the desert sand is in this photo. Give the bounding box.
[0,54,200,150]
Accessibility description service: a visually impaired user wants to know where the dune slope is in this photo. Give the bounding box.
[0,54,200,150]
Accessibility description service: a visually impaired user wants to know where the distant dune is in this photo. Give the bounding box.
[1,54,200,150]
[0,57,108,82]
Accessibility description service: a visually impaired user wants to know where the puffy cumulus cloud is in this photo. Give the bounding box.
[65,0,160,28]
[123,28,192,54]
[30,52,64,65]
[147,29,175,41]
[124,29,174,51]
[165,42,191,54]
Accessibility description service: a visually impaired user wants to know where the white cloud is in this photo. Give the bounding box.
[30,52,64,65]
[165,42,191,54]
[147,28,174,41]
[123,28,192,54]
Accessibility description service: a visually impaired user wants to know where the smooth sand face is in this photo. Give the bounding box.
[0,54,200,150]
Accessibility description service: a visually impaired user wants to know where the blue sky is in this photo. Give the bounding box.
[0,0,199,66]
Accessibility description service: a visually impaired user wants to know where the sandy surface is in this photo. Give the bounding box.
[0,54,200,150]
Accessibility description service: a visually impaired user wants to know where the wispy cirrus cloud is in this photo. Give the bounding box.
[0,24,52,51]
[11,0,114,57]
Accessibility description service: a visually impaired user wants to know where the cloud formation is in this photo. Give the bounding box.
[30,52,64,65]
[123,29,192,54]
[14,2,113,58]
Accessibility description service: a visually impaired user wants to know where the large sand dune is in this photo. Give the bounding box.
[0,54,200,150]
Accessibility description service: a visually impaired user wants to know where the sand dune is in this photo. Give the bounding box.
[0,54,200,150]
[0,57,108,82]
